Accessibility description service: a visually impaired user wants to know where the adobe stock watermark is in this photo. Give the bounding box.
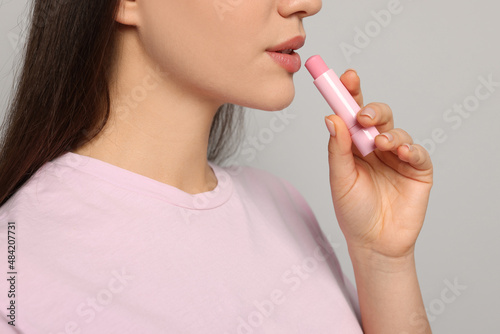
[414,73,499,156]
[339,0,407,63]
[233,108,298,164]
[404,277,467,333]
[213,0,244,21]
[224,232,342,334]
[40,147,90,186]
[48,267,134,334]
[178,107,298,225]
[177,165,234,225]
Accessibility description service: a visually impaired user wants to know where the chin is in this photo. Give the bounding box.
[262,99,294,111]
[241,83,296,111]
[262,93,295,112]
[240,96,294,112]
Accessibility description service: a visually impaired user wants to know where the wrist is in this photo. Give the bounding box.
[347,244,416,274]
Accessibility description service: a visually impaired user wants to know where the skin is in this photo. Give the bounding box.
[74,0,321,194]
[327,69,433,333]
[74,0,433,332]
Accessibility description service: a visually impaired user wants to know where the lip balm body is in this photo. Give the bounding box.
[305,55,379,156]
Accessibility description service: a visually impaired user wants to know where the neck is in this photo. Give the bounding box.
[72,25,223,194]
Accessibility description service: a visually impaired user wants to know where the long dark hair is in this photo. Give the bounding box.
[0,1,245,207]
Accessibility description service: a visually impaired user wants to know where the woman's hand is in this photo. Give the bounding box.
[324,69,433,261]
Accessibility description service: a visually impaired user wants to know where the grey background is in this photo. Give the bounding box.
[1,0,499,332]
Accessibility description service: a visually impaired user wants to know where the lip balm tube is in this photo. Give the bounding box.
[305,55,379,156]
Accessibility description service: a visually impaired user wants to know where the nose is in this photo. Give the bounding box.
[278,0,322,19]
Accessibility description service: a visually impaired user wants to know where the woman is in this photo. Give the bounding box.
[0,0,433,333]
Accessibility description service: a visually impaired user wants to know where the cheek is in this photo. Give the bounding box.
[137,3,243,87]
[136,1,294,109]
[138,0,270,68]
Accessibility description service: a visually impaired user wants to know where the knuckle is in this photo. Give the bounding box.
[411,150,422,165]
[395,128,413,143]
[413,143,426,155]
[369,102,393,122]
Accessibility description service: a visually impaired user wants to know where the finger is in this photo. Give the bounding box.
[397,143,433,172]
[324,115,358,197]
[375,128,413,155]
[357,102,394,134]
[373,143,433,183]
[339,69,363,107]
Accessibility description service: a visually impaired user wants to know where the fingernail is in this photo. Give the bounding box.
[344,68,357,75]
[360,107,376,120]
[324,117,336,137]
[380,132,393,142]
[403,143,414,151]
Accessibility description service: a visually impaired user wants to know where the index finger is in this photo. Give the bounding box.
[339,69,363,108]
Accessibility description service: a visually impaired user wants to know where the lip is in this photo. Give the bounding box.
[266,36,306,73]
[266,35,306,53]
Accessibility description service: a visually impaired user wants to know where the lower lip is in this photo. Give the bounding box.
[266,51,302,73]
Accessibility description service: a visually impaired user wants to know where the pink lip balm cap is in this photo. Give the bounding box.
[305,55,329,80]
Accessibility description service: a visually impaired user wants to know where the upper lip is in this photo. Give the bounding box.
[266,35,306,52]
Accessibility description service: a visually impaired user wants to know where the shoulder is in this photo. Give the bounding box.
[222,163,300,198]
[219,163,317,224]
[220,164,360,310]
[0,157,79,222]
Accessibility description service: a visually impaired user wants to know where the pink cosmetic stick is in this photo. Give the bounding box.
[305,55,379,156]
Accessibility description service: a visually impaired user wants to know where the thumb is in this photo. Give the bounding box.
[324,115,358,194]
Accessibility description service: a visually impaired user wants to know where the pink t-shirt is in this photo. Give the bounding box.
[0,152,362,333]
